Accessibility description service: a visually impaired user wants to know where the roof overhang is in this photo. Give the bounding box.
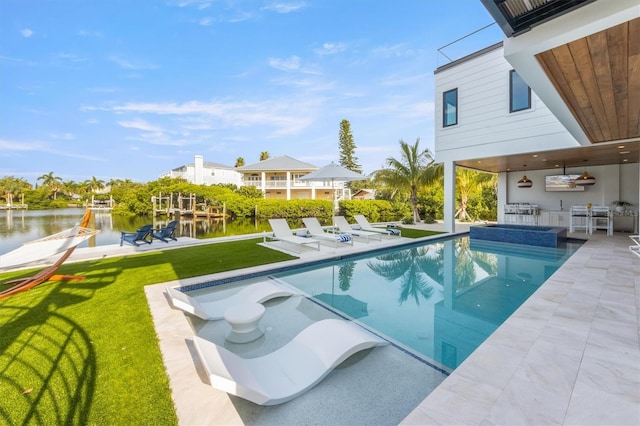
[475,0,640,173]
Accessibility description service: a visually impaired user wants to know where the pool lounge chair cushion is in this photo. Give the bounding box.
[165,281,294,320]
[192,318,388,405]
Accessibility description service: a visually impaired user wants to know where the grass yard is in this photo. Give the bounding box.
[0,238,295,425]
[396,227,442,239]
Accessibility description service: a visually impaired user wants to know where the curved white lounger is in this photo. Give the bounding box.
[192,319,388,406]
[166,281,294,320]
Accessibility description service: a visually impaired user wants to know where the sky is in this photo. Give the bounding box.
[1,0,503,185]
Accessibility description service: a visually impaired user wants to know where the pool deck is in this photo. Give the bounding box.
[40,223,640,425]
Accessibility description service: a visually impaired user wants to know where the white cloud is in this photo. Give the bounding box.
[58,52,87,62]
[269,56,321,75]
[0,139,44,151]
[50,133,75,140]
[372,43,415,58]
[118,119,166,132]
[109,55,157,70]
[198,17,214,26]
[269,56,302,72]
[78,29,102,37]
[20,28,33,38]
[262,2,306,13]
[315,42,347,56]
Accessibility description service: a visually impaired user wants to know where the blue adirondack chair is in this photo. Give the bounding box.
[120,224,153,246]
[152,220,178,243]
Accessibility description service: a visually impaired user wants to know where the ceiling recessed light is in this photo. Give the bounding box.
[533,154,538,158]
[623,159,629,162]
[618,145,625,149]
[620,151,630,154]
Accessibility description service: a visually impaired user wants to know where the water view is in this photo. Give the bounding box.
[0,208,275,256]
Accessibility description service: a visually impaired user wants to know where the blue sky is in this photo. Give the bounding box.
[1,0,502,185]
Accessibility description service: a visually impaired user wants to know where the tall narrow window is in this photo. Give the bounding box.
[510,70,531,112]
[443,88,458,127]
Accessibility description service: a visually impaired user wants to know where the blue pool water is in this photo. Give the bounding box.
[267,235,582,370]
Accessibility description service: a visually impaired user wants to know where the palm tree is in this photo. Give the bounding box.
[367,246,438,305]
[374,139,441,223]
[235,157,245,167]
[259,151,270,161]
[88,176,105,193]
[0,176,31,205]
[456,168,496,221]
[37,171,63,200]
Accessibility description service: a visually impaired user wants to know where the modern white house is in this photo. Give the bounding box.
[159,155,243,187]
[435,0,639,233]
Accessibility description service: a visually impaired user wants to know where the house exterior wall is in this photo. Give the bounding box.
[159,155,242,186]
[434,43,639,230]
[434,45,579,165]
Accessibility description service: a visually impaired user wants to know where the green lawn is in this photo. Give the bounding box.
[396,227,442,239]
[0,238,295,425]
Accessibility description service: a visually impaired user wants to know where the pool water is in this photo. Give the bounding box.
[267,235,583,371]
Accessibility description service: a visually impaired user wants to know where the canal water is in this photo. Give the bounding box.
[0,208,277,256]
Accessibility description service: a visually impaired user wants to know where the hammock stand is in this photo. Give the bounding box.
[0,209,98,300]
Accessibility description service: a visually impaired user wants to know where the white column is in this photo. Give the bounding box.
[261,172,266,194]
[497,172,508,224]
[443,160,456,233]
[286,171,291,200]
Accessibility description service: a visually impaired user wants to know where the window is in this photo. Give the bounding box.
[510,70,531,112]
[443,88,458,127]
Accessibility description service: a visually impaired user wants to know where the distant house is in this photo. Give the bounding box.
[236,155,350,201]
[159,155,242,186]
[352,189,375,200]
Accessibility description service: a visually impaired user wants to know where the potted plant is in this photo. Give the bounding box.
[611,200,632,214]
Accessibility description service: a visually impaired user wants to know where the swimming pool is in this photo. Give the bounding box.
[189,234,583,372]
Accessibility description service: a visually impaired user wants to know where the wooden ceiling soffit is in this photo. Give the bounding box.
[535,17,640,143]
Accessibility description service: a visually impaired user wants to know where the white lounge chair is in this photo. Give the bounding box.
[301,217,353,247]
[353,215,401,237]
[333,216,383,243]
[192,318,387,405]
[266,219,321,251]
[630,234,640,258]
[165,281,294,320]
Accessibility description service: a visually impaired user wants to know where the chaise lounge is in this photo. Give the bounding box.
[192,318,388,405]
[353,215,401,237]
[266,219,321,251]
[165,281,295,320]
[333,216,383,243]
[301,217,353,247]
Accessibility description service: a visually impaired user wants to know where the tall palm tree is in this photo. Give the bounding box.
[456,168,496,221]
[88,176,105,193]
[259,151,270,161]
[374,139,441,223]
[367,246,437,305]
[37,171,63,200]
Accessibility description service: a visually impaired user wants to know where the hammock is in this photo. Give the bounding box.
[0,209,98,300]
[0,225,99,269]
